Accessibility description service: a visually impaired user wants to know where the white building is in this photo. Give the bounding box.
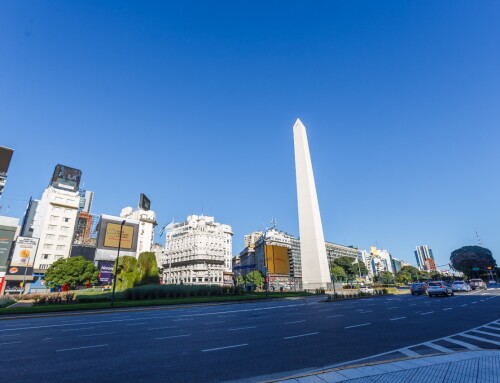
[32,186,80,272]
[120,207,157,255]
[163,215,233,286]
[370,247,394,275]
[357,249,374,280]
[415,245,434,270]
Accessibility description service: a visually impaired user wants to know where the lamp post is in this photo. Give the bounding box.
[21,256,30,295]
[111,220,126,307]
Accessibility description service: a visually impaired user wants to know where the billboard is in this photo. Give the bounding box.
[98,261,114,284]
[51,164,82,192]
[10,237,39,268]
[0,146,14,175]
[139,193,151,211]
[264,245,290,275]
[6,265,34,280]
[0,272,5,293]
[0,228,17,272]
[103,223,134,249]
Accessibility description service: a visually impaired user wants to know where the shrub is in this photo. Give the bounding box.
[0,297,15,308]
[135,252,160,286]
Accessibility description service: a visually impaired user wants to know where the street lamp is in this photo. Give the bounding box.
[111,220,126,307]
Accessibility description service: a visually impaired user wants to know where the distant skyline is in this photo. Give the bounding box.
[1,1,499,268]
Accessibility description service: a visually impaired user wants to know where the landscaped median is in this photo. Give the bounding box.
[326,287,399,301]
[0,285,313,316]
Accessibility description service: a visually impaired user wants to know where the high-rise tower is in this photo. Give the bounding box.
[293,119,331,290]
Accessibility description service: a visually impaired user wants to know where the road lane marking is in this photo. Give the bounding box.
[460,334,500,346]
[202,343,248,352]
[423,342,452,353]
[443,337,480,350]
[284,320,306,324]
[359,310,373,314]
[472,329,500,338]
[420,312,434,315]
[78,332,115,337]
[148,326,178,331]
[443,308,453,311]
[326,315,343,319]
[461,304,469,306]
[284,332,319,340]
[471,301,478,304]
[387,307,398,310]
[227,326,257,331]
[399,348,420,357]
[60,327,95,332]
[0,341,22,346]
[345,323,371,329]
[155,334,191,340]
[390,317,407,321]
[56,344,108,352]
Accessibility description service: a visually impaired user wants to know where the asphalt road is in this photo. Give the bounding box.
[1,288,499,383]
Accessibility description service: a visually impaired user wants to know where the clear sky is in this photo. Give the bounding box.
[1,1,499,268]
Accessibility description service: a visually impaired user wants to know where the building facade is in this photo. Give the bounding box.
[78,189,94,213]
[120,207,157,255]
[415,245,434,270]
[163,215,233,286]
[0,146,14,201]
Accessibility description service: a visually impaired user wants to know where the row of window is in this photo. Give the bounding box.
[50,215,71,223]
[43,244,66,251]
[46,234,68,241]
[47,225,70,232]
[52,206,74,214]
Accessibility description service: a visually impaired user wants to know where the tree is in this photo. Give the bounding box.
[245,271,264,289]
[114,256,137,291]
[235,275,245,287]
[332,256,368,280]
[44,256,98,289]
[330,265,347,281]
[396,272,411,284]
[378,271,395,284]
[135,252,160,286]
[450,246,496,277]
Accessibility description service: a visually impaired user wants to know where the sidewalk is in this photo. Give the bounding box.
[269,350,500,383]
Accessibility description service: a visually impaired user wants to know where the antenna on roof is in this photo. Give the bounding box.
[271,217,277,230]
[475,231,483,246]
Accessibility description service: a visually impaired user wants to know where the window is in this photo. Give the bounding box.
[48,224,57,230]
[52,206,61,212]
[56,245,65,251]
[46,234,55,240]
[64,208,72,214]
[58,235,68,241]
[44,244,53,250]
[50,215,59,221]
[66,199,72,204]
[63,218,70,223]
[60,226,69,232]
[42,254,50,260]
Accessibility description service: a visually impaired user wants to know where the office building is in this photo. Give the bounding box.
[120,206,157,255]
[0,146,14,201]
[415,245,434,270]
[78,189,94,213]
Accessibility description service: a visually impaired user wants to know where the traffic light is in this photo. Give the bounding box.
[487,266,493,270]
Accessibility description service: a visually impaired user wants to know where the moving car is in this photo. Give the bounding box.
[359,286,374,294]
[410,283,425,295]
[469,279,487,290]
[427,281,454,297]
[451,280,471,292]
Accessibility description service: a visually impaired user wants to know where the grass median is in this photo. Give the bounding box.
[0,291,312,316]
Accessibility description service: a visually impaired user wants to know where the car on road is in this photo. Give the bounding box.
[410,283,426,295]
[451,281,471,292]
[359,286,374,294]
[469,279,487,290]
[427,281,454,297]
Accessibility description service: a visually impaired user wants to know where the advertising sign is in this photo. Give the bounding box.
[0,228,16,272]
[139,193,151,211]
[103,223,134,249]
[0,146,14,175]
[264,245,290,275]
[10,237,39,267]
[98,261,114,284]
[6,266,33,278]
[0,272,5,293]
[51,164,82,192]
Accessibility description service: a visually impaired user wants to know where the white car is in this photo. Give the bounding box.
[359,286,374,294]
[451,281,471,292]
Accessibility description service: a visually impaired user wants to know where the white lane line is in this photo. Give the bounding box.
[155,334,191,340]
[0,341,22,346]
[461,304,469,306]
[471,301,478,304]
[443,308,453,311]
[399,348,420,357]
[390,317,407,321]
[204,321,226,325]
[0,333,20,338]
[359,311,373,314]
[227,326,257,331]
[284,332,319,340]
[42,338,52,341]
[443,337,480,350]
[60,327,95,332]
[326,315,344,319]
[148,326,178,331]
[345,323,371,329]
[56,344,108,352]
[483,325,500,331]
[284,320,306,325]
[409,304,417,306]
[420,311,434,315]
[202,343,248,352]
[460,334,500,346]
[423,342,453,353]
[78,332,115,338]
[387,307,398,310]
[472,330,500,338]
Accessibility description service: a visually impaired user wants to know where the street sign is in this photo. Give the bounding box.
[472,267,480,271]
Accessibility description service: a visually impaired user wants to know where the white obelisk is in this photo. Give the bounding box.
[293,118,331,290]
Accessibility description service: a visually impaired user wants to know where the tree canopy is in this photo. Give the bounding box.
[235,275,245,287]
[450,246,496,277]
[245,270,264,289]
[135,252,160,286]
[44,256,98,289]
[114,256,137,291]
[331,256,368,281]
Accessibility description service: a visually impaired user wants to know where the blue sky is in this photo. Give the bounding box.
[1,1,499,268]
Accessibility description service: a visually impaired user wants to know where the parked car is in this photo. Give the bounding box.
[410,283,425,295]
[451,281,471,292]
[427,281,454,297]
[359,286,374,294]
[469,279,487,290]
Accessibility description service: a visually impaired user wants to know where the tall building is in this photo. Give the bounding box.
[415,245,434,270]
[370,247,394,275]
[0,146,14,201]
[120,206,157,254]
[78,189,94,213]
[163,215,233,286]
[0,216,19,294]
[20,198,39,237]
[31,165,82,273]
[358,249,374,279]
[293,119,330,289]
